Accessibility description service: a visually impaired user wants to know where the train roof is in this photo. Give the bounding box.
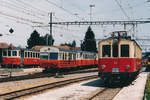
[98,37,142,50]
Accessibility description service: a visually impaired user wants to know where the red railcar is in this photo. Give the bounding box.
[39,46,98,72]
[0,48,40,67]
[98,31,142,84]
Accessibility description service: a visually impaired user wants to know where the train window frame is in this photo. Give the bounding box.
[120,44,130,57]
[102,45,111,57]
[12,51,17,56]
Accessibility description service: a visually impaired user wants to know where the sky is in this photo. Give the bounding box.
[0,0,150,50]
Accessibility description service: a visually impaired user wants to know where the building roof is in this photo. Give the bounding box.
[32,45,81,51]
[0,42,14,48]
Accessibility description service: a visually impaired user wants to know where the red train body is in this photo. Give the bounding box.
[98,31,142,84]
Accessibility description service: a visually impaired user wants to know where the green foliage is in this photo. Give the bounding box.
[27,30,41,49]
[72,40,76,47]
[81,26,97,52]
[27,30,55,49]
[145,75,150,100]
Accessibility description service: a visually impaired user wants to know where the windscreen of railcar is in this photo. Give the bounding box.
[40,52,48,60]
[121,45,129,57]
[102,45,111,57]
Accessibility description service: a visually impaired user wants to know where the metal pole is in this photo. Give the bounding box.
[89,5,95,21]
[50,12,53,46]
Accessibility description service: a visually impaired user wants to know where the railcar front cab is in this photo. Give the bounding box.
[40,47,77,71]
[98,31,142,82]
[40,47,59,69]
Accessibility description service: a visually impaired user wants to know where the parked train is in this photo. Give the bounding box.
[0,46,98,71]
[142,52,150,70]
[98,31,142,85]
[40,46,98,72]
[0,47,40,67]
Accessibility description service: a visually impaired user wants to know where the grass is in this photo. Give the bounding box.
[145,75,150,100]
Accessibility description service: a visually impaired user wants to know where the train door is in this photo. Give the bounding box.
[0,49,2,63]
[112,44,119,73]
[20,50,24,65]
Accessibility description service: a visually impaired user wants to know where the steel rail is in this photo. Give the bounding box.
[0,75,98,100]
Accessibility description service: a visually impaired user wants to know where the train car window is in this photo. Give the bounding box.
[27,52,29,58]
[62,53,64,60]
[25,52,27,57]
[121,45,129,57]
[73,53,76,60]
[3,50,7,56]
[40,55,48,60]
[65,53,67,60]
[113,45,118,57]
[33,53,35,58]
[8,50,11,56]
[69,53,72,60]
[30,52,33,58]
[36,53,38,58]
[49,53,58,60]
[102,45,111,57]
[38,53,40,58]
[19,51,21,56]
[12,51,17,56]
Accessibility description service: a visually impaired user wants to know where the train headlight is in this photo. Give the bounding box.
[125,65,130,70]
[101,65,106,70]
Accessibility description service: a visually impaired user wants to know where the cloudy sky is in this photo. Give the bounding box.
[0,0,150,48]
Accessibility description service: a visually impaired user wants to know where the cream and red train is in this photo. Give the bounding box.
[0,46,98,70]
[40,46,98,72]
[0,47,40,67]
[98,31,142,84]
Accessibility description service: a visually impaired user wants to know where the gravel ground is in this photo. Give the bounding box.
[0,72,98,94]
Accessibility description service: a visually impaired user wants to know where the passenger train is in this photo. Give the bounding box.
[0,47,40,67]
[98,31,142,84]
[40,46,98,72]
[0,46,98,72]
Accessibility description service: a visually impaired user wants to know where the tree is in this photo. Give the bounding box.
[27,30,55,48]
[27,30,41,49]
[81,26,97,52]
[72,40,76,47]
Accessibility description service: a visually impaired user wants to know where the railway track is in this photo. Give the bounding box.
[87,88,121,100]
[0,68,98,83]
[0,75,98,100]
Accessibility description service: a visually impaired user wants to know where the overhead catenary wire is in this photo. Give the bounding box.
[44,0,85,21]
[14,0,48,17]
[114,0,131,20]
[0,1,45,20]
[0,11,45,25]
